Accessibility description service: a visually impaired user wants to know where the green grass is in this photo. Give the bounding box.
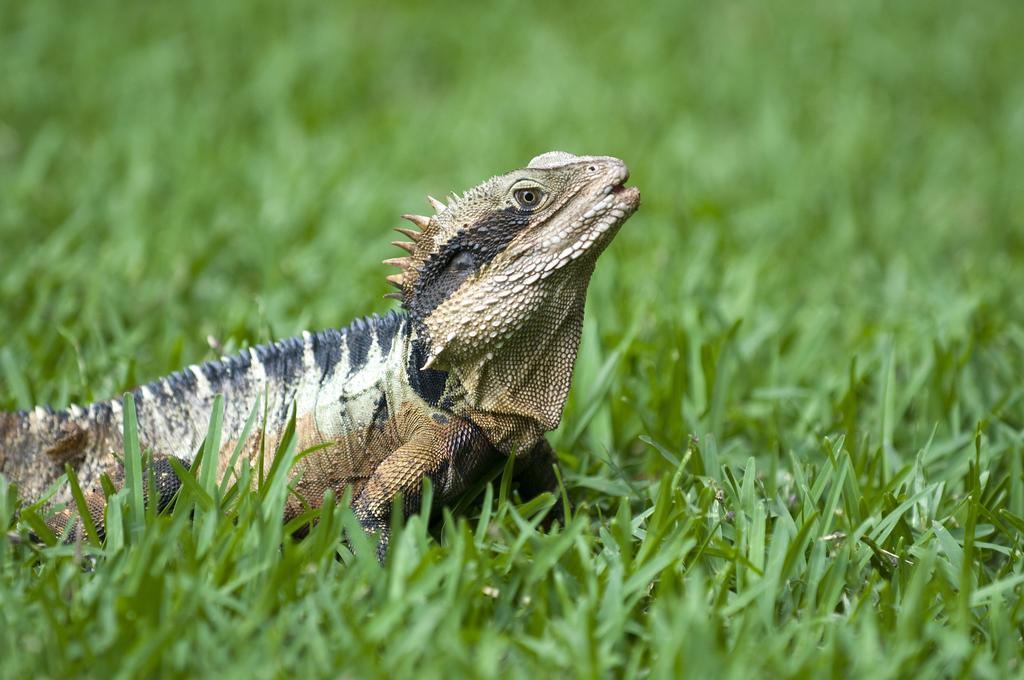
[2,0,1023,677]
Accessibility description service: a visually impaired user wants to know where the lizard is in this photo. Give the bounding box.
[0,151,640,557]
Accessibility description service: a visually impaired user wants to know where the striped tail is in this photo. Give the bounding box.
[1,310,408,513]
[0,330,323,505]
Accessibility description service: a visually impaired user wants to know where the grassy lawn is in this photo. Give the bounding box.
[2,0,1023,677]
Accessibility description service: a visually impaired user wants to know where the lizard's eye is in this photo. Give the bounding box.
[446,250,476,272]
[512,187,545,211]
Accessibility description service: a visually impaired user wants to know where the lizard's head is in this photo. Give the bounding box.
[388,151,639,373]
[386,151,638,441]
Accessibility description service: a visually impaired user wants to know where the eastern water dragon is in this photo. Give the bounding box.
[0,151,640,556]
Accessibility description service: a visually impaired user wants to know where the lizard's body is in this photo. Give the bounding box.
[0,151,640,554]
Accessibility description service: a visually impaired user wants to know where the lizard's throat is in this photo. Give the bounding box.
[442,282,591,454]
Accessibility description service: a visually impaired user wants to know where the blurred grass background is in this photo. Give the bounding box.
[2,0,1023,677]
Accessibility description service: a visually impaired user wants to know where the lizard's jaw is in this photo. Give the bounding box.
[535,175,639,276]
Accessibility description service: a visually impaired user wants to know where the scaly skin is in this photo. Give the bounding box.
[0,151,640,556]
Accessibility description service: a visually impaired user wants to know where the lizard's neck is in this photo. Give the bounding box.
[440,277,592,455]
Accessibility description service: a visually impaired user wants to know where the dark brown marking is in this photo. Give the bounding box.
[42,421,90,464]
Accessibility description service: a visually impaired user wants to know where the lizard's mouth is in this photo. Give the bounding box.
[575,175,640,245]
[596,164,641,223]
[609,184,640,208]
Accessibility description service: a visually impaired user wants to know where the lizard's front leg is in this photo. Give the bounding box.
[352,417,502,561]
